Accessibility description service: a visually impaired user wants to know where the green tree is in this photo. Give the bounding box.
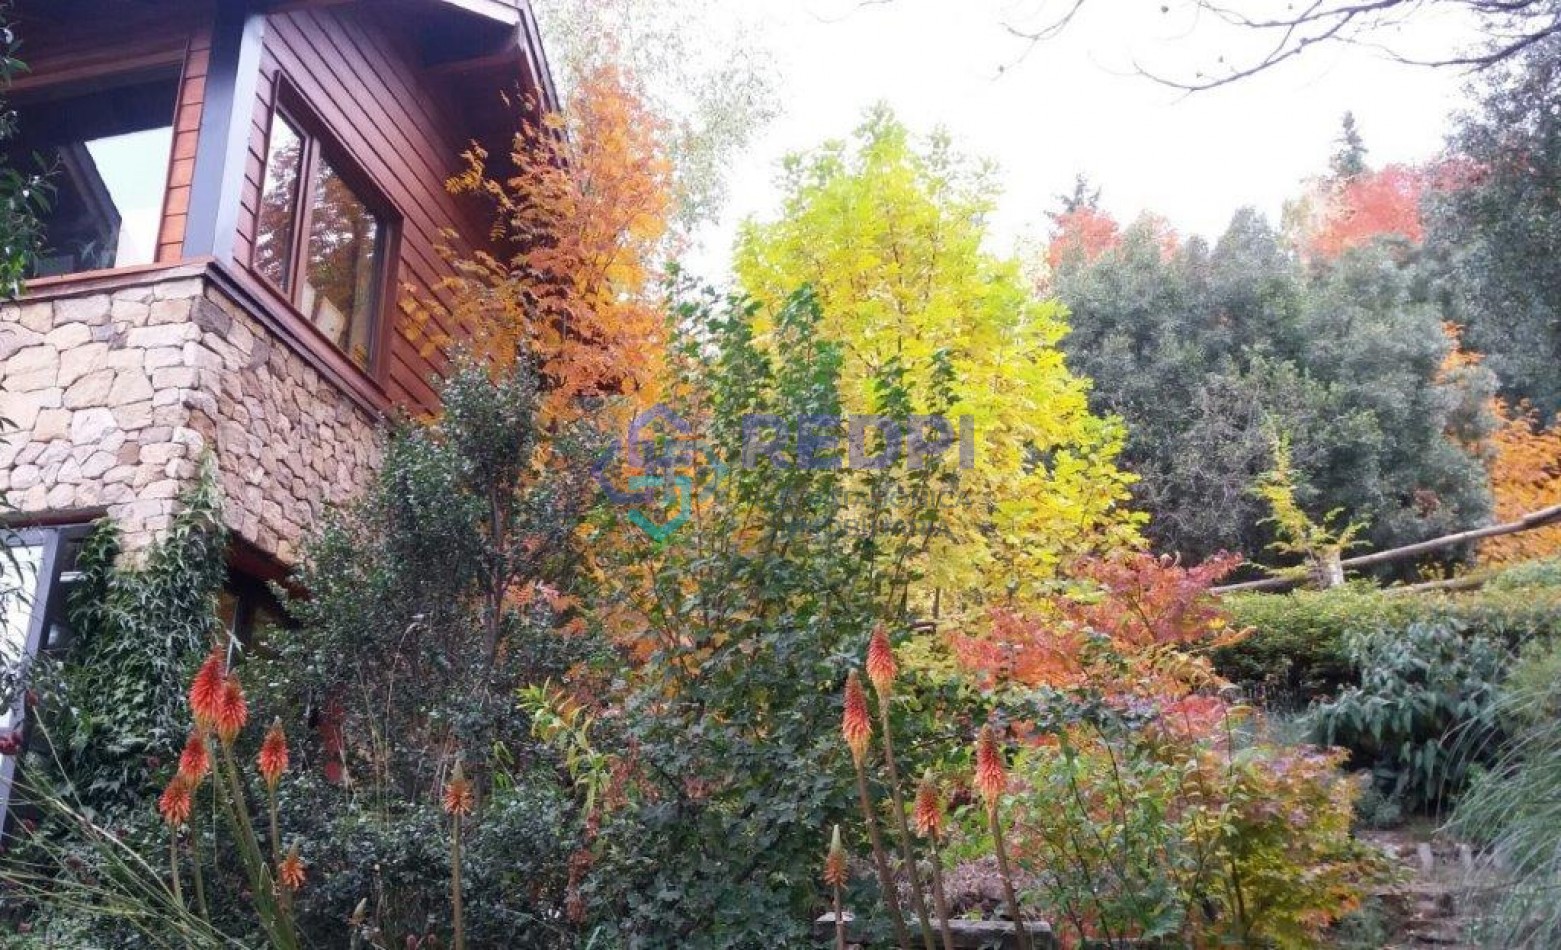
[1427,34,1561,423]
[1329,111,1369,180]
[584,284,971,947]
[1056,207,1496,569]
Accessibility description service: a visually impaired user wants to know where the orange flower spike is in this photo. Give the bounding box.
[442,758,475,817]
[258,717,288,790]
[975,725,1007,811]
[913,769,944,839]
[188,649,225,730]
[841,670,872,765]
[158,775,193,827]
[177,731,211,784]
[866,625,897,699]
[822,824,849,888]
[214,674,248,745]
[277,841,306,890]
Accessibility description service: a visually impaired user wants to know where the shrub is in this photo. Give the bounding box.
[1307,619,1510,808]
[1485,556,1561,592]
[1218,582,1561,701]
[945,554,1387,948]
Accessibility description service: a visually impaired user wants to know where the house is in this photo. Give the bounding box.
[0,0,555,806]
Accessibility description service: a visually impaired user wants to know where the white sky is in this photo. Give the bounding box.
[688,0,1479,280]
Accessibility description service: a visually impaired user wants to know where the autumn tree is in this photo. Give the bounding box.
[406,66,674,424]
[1480,401,1561,566]
[533,0,778,234]
[734,106,1142,610]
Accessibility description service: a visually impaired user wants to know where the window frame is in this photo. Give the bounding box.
[7,64,183,280]
[0,524,89,838]
[250,80,401,379]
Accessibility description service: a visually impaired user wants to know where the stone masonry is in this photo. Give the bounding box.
[0,265,381,565]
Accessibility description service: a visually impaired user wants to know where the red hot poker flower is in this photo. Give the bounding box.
[443,759,475,817]
[277,841,306,890]
[975,725,1007,811]
[158,775,193,827]
[258,718,288,789]
[214,674,248,745]
[177,732,210,784]
[866,625,897,699]
[913,769,944,839]
[823,824,848,888]
[189,649,225,729]
[841,670,872,765]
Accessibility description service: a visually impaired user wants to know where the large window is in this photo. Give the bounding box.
[0,526,84,835]
[254,107,388,370]
[6,70,177,277]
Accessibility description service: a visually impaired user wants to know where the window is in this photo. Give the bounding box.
[0,526,85,834]
[5,70,177,277]
[254,107,388,370]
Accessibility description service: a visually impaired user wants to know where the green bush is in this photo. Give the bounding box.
[1486,557,1561,592]
[1307,619,1510,808]
[1217,581,1561,700]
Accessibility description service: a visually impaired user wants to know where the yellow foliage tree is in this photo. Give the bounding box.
[733,107,1141,609]
[1481,400,1561,566]
[405,65,674,424]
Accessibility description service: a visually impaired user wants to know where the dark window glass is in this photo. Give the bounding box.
[254,114,304,293]
[303,153,381,367]
[6,72,177,277]
[252,107,385,370]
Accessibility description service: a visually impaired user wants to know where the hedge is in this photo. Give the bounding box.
[1215,560,1561,702]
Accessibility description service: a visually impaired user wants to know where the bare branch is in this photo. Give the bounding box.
[992,0,1561,89]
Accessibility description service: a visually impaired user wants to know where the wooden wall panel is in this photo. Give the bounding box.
[158,25,214,261]
[238,6,494,414]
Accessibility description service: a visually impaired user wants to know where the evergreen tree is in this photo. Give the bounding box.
[1329,111,1369,180]
[1426,35,1561,423]
[1055,208,1496,570]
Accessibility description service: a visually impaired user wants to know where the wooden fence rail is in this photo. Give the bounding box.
[1209,502,1561,596]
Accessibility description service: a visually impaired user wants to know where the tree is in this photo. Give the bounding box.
[407,66,674,424]
[270,360,603,945]
[1054,205,1497,570]
[1426,33,1561,423]
[1480,400,1561,566]
[1330,112,1369,181]
[532,0,779,234]
[734,106,1142,609]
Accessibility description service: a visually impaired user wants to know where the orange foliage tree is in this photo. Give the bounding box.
[405,65,675,423]
[1045,206,1121,272]
[1289,164,1471,262]
[1481,400,1561,566]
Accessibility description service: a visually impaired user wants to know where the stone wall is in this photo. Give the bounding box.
[0,266,381,565]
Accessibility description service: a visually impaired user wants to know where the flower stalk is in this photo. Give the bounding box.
[868,628,937,950]
[914,771,957,950]
[844,669,913,949]
[444,757,475,950]
[977,725,1031,950]
[824,824,849,950]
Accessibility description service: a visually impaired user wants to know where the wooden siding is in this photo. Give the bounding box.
[239,6,492,413]
[158,24,214,262]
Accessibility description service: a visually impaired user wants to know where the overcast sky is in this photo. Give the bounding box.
[687,0,1478,279]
